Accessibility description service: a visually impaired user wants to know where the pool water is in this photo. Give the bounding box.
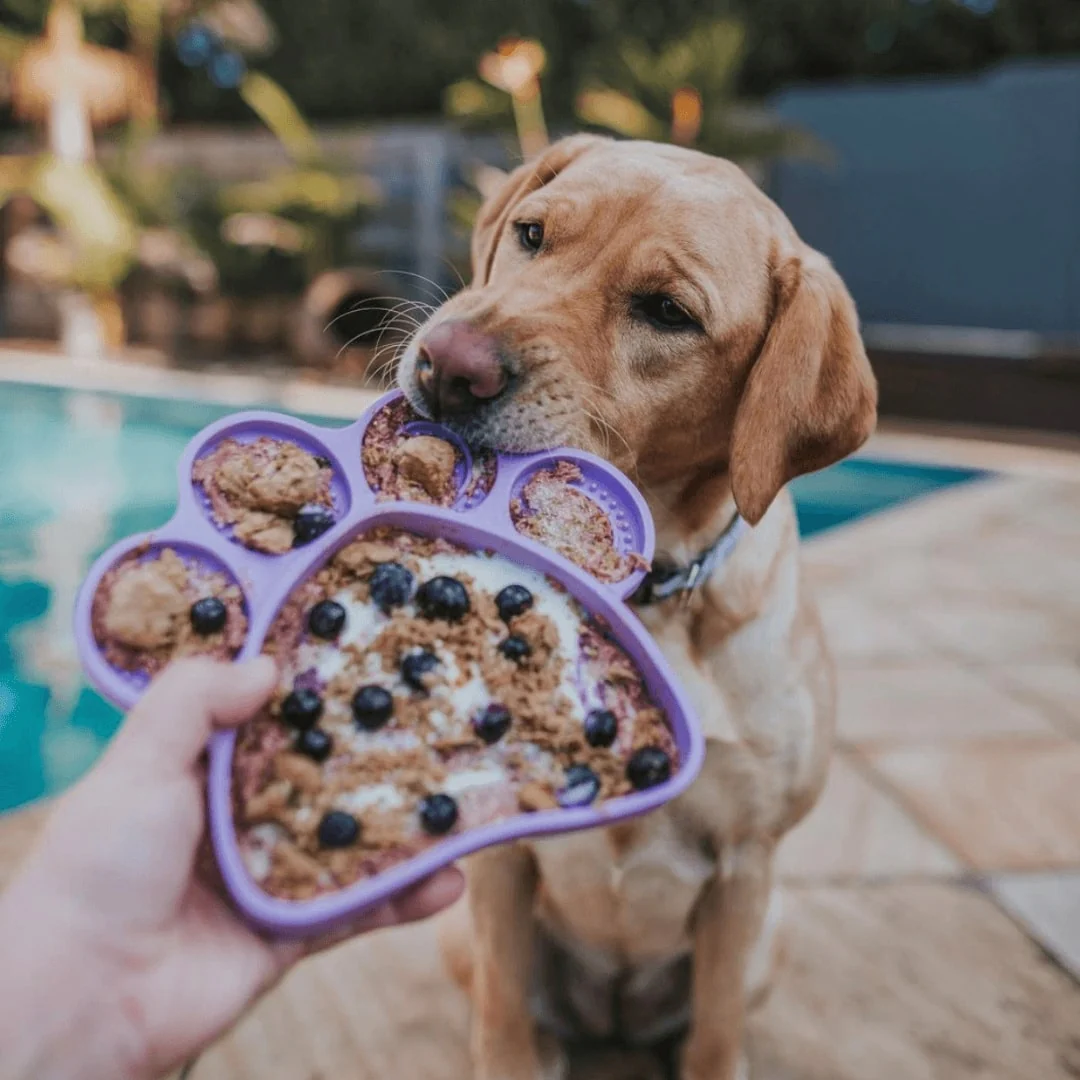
[0,382,982,814]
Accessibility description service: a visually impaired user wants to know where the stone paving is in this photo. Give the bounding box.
[2,400,1078,1079]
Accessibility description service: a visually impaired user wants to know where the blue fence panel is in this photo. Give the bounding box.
[771,61,1080,335]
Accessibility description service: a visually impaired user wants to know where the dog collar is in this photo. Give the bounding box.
[630,512,749,607]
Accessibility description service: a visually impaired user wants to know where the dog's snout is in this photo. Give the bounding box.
[416,320,507,418]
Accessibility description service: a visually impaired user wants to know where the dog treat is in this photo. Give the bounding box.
[360,396,498,506]
[512,461,649,583]
[232,526,677,901]
[393,436,458,501]
[91,547,247,674]
[193,436,335,554]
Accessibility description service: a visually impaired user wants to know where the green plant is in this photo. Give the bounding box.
[177,70,379,298]
[0,153,138,292]
[575,17,824,163]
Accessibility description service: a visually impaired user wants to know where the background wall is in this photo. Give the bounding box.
[771,60,1080,335]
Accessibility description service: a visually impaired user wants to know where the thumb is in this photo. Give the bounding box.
[106,655,278,780]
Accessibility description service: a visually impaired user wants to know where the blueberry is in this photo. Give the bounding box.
[293,506,335,547]
[402,650,439,691]
[176,23,216,67]
[317,810,359,848]
[352,685,393,731]
[369,562,414,612]
[416,576,470,621]
[308,599,346,639]
[473,703,512,745]
[296,728,333,762]
[496,584,533,621]
[584,709,618,749]
[558,764,601,808]
[419,793,459,836]
[281,688,323,730]
[190,596,227,635]
[498,635,531,663]
[208,49,246,90]
[314,455,332,469]
[626,747,672,790]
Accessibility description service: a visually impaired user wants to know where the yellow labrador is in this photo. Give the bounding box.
[396,135,877,1080]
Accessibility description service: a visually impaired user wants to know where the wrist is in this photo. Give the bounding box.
[0,862,149,1080]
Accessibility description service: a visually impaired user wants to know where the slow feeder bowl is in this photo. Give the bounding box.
[75,391,704,937]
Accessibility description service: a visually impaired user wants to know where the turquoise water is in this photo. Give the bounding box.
[0,382,982,814]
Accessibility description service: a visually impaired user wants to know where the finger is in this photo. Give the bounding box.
[107,655,278,778]
[285,867,466,960]
[389,866,466,923]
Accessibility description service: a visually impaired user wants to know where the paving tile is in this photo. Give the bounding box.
[804,552,941,608]
[989,872,1080,983]
[814,591,934,664]
[986,663,1080,739]
[801,475,1035,564]
[748,882,1080,1080]
[778,753,959,882]
[862,738,1080,871]
[835,663,1055,743]
[909,595,1078,664]
[198,882,1080,1080]
[928,531,1080,612]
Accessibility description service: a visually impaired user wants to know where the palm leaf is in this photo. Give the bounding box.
[575,87,665,141]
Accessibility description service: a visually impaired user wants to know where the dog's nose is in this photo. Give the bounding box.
[416,321,507,417]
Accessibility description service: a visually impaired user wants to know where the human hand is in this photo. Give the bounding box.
[0,656,464,1080]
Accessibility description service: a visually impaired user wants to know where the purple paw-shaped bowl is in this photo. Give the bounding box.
[74,391,704,937]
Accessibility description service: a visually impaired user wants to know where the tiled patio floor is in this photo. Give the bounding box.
[1,432,1078,1079]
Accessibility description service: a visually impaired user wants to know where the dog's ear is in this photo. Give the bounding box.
[470,134,608,285]
[729,247,877,525]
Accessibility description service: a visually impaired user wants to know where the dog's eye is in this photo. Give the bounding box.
[633,294,700,332]
[516,221,544,253]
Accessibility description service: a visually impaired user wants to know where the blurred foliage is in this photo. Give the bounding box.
[13,0,1068,125]
[733,0,1080,94]
[5,0,1080,127]
[0,2,377,299]
[574,18,825,162]
[0,154,138,290]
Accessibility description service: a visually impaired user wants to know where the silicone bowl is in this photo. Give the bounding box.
[74,391,704,936]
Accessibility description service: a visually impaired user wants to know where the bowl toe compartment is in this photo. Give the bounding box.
[359,396,497,509]
[89,541,249,695]
[191,420,349,555]
[508,455,650,585]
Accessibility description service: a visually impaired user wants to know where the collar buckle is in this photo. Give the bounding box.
[631,513,747,608]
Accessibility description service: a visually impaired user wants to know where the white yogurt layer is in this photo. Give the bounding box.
[442,763,506,795]
[261,539,606,858]
[243,822,285,882]
[337,783,405,813]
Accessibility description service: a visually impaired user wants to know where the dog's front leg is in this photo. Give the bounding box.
[681,842,773,1080]
[467,844,557,1080]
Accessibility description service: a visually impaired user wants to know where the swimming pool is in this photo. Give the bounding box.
[0,381,983,814]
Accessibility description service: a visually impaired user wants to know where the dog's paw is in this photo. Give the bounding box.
[681,1049,750,1080]
[472,1030,568,1080]
[537,1031,570,1080]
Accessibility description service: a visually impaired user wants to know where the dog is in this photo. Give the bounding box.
[396,134,877,1080]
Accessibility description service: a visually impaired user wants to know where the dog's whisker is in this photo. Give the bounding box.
[333,313,422,360]
[322,297,434,335]
[372,269,451,305]
[361,317,416,377]
[328,306,429,334]
[440,255,466,292]
[367,339,409,387]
